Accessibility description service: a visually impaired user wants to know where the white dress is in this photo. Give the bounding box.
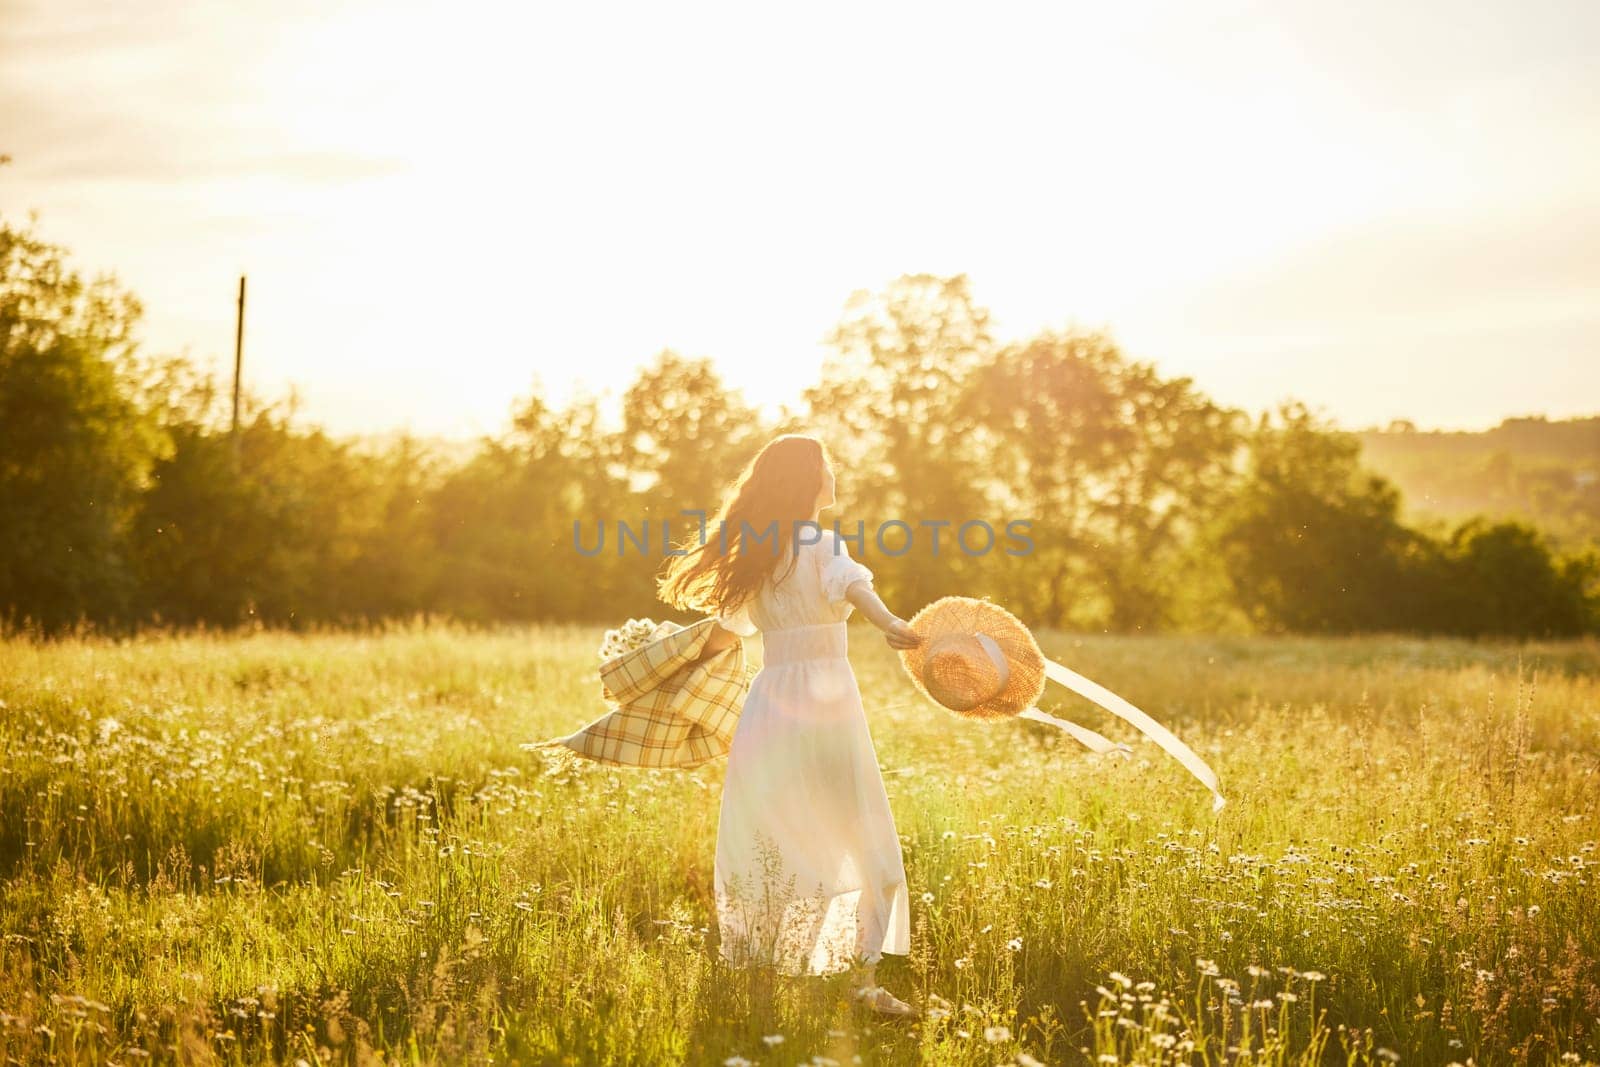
[712,528,911,976]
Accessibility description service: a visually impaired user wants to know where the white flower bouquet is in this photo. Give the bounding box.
[598,617,676,662]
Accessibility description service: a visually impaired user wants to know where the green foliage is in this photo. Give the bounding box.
[965,329,1244,631]
[1217,403,1434,634]
[805,274,999,613]
[1358,417,1600,545]
[1217,405,1599,638]
[621,349,761,512]
[1436,519,1598,638]
[129,355,439,627]
[429,389,638,623]
[0,211,1594,638]
[0,214,169,629]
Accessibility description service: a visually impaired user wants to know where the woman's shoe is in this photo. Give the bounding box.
[855,984,919,1018]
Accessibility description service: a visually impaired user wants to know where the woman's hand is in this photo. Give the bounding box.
[883,617,920,651]
[843,583,920,650]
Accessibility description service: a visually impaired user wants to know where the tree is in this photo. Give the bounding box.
[0,212,169,630]
[429,384,632,622]
[1438,519,1596,638]
[804,274,997,610]
[964,329,1244,630]
[131,355,413,627]
[620,349,765,518]
[1216,403,1433,634]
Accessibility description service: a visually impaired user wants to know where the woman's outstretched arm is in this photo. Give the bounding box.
[845,580,920,650]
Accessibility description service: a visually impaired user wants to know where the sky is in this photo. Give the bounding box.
[3,0,1596,440]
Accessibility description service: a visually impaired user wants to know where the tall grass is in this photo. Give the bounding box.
[0,623,1596,1064]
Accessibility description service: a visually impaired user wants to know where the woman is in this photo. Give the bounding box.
[656,434,921,1017]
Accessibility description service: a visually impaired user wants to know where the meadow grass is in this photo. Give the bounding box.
[0,621,1596,1065]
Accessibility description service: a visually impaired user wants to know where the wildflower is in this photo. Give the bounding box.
[1278,991,1298,1002]
[761,1033,784,1047]
[599,619,663,661]
[1527,905,1541,917]
[984,1025,1012,1043]
[953,957,970,970]
[1007,937,1023,952]
[1247,964,1270,978]
[921,892,935,904]
[1034,878,1053,889]
[1299,971,1326,982]
[723,1058,754,1067]
[1109,971,1133,989]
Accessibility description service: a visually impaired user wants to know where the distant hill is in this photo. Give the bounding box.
[1356,416,1600,546]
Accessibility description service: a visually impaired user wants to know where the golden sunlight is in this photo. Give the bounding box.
[4,0,1594,437]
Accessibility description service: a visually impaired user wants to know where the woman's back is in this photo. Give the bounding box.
[718,527,874,635]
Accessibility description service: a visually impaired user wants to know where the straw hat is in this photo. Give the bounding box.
[898,595,1229,813]
[899,596,1047,721]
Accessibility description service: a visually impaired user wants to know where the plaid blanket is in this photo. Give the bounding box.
[524,617,752,769]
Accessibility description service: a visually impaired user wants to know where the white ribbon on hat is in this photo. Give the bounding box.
[973,632,1227,813]
[972,635,1130,757]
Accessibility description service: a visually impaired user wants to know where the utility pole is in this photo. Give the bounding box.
[231,275,246,463]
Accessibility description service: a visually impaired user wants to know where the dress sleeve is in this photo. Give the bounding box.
[715,597,757,637]
[818,529,874,605]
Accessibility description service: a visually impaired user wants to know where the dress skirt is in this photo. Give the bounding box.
[713,620,911,976]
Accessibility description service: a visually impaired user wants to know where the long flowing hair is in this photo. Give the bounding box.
[656,434,829,616]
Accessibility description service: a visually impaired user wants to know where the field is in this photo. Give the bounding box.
[0,622,1597,1066]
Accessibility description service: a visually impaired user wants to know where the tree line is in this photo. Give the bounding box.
[1357,417,1600,547]
[2,212,1596,638]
